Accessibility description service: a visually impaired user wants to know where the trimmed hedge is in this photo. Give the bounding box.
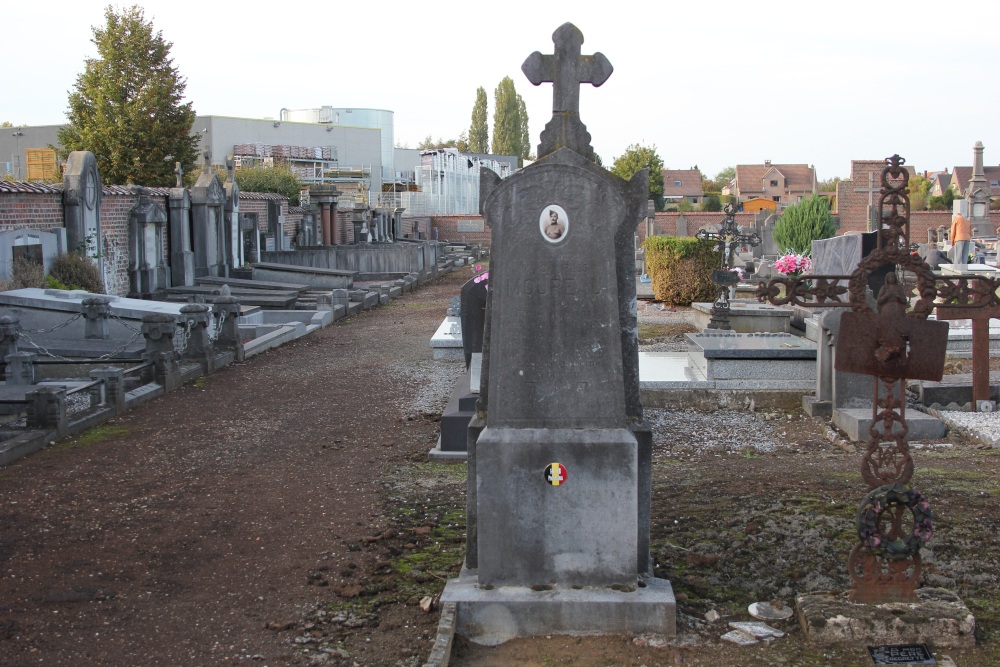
[643,236,720,306]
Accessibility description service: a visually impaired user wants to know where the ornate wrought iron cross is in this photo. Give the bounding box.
[522,23,612,160]
[757,155,945,603]
[758,154,1000,604]
[695,204,761,330]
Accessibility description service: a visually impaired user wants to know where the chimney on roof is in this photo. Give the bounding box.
[764,160,771,167]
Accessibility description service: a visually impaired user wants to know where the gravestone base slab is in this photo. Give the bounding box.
[833,408,946,441]
[476,427,639,586]
[442,567,676,646]
[802,396,832,418]
[795,588,974,648]
[427,438,468,462]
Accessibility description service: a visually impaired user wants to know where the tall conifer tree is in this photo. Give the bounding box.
[468,87,489,154]
[59,5,199,186]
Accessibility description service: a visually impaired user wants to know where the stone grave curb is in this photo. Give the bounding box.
[422,601,457,667]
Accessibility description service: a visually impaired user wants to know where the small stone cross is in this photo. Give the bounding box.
[202,150,212,173]
[174,161,183,188]
[226,155,235,182]
[521,23,612,159]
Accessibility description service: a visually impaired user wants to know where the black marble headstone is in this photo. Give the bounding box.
[460,276,487,368]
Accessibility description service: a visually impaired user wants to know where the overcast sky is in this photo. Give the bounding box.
[4,0,998,181]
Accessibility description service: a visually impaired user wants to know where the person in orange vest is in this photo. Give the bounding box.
[950,212,972,264]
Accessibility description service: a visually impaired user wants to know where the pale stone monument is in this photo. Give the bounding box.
[443,22,675,645]
[62,150,102,261]
[967,140,992,238]
[190,152,228,277]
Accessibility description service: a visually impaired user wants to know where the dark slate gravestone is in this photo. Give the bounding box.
[443,24,674,644]
[811,231,893,296]
[460,275,487,368]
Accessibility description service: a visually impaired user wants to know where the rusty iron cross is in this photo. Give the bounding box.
[522,23,612,160]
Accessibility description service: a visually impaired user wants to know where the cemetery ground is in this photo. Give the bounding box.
[0,271,997,667]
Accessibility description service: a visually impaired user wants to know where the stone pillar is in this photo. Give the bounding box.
[180,303,214,371]
[89,366,126,414]
[0,314,20,380]
[141,313,181,391]
[309,184,340,246]
[26,386,67,437]
[82,296,113,339]
[6,351,36,385]
[224,157,243,269]
[212,291,244,363]
[168,186,195,287]
[326,204,336,244]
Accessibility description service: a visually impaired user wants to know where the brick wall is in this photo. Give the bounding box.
[836,160,885,234]
[0,192,64,230]
[911,211,953,244]
[641,212,758,243]
[430,215,490,245]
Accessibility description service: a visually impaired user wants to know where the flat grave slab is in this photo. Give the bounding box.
[430,317,462,361]
[685,332,816,382]
[691,301,792,333]
[196,276,310,293]
[833,408,946,441]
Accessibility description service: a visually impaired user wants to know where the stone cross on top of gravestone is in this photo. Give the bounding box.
[174,162,183,188]
[522,22,613,161]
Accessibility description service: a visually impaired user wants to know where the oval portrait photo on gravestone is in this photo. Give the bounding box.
[539,205,568,243]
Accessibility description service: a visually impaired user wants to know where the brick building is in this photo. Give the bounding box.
[729,161,817,209]
[662,168,704,206]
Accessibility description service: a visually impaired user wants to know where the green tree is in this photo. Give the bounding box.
[0,121,13,128]
[714,166,735,191]
[58,5,198,186]
[773,195,837,255]
[907,173,931,211]
[230,165,302,206]
[417,134,469,151]
[468,87,489,153]
[491,76,529,166]
[929,188,960,211]
[610,143,665,210]
[701,194,722,212]
[818,176,841,192]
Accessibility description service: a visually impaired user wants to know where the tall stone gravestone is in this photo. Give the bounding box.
[224,157,243,269]
[190,153,228,278]
[168,162,195,287]
[128,187,170,297]
[62,151,102,263]
[443,23,674,644]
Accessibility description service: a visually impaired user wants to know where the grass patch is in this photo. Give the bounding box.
[54,424,130,451]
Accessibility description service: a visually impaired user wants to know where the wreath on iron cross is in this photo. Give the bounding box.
[856,483,933,560]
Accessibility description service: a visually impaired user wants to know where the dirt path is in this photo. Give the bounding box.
[0,268,469,666]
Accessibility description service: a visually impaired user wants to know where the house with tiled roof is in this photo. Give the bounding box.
[947,165,1000,197]
[661,168,704,206]
[731,161,816,210]
[930,171,952,197]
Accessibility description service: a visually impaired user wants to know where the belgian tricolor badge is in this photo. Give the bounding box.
[545,462,567,486]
